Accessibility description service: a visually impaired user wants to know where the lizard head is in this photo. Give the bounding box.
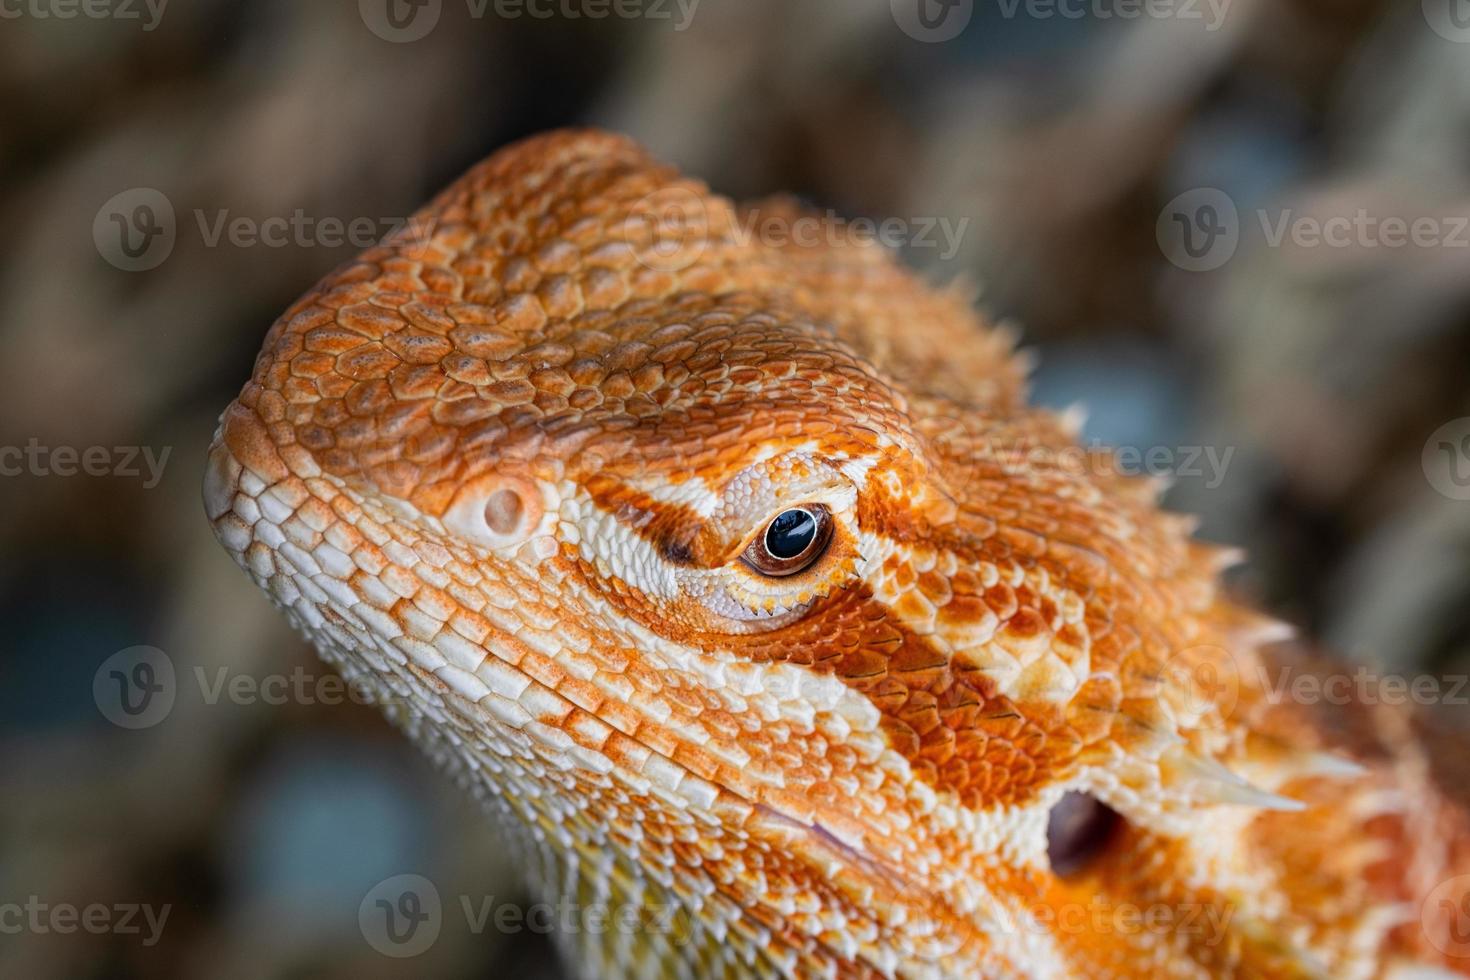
[204,130,1470,976]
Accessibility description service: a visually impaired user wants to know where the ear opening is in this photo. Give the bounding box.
[1046,791,1122,878]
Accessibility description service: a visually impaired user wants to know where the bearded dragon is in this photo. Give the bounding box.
[202,129,1470,978]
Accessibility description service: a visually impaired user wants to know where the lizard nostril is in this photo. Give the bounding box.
[1046,791,1121,877]
[484,487,525,536]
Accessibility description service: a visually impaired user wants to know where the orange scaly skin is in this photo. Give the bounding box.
[203,130,1470,978]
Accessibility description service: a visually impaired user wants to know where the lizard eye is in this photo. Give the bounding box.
[741,505,833,577]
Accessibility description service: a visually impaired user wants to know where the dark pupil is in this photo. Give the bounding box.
[765,509,816,560]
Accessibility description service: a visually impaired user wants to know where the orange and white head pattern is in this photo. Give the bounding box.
[204,130,1470,978]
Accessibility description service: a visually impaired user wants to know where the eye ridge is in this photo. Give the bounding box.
[741,504,833,577]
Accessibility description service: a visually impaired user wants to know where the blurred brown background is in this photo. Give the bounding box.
[2,1,1469,977]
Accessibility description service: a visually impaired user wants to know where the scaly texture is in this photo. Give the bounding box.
[203,130,1470,978]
